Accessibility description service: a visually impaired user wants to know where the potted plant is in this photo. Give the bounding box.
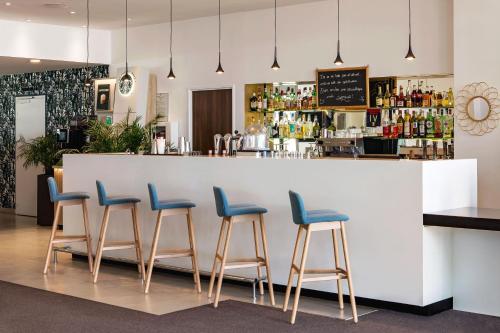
[18,134,78,226]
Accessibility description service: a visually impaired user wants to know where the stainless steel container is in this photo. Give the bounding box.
[242,122,269,151]
[214,134,223,155]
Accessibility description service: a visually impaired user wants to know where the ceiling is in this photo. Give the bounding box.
[0,56,94,75]
[0,0,317,29]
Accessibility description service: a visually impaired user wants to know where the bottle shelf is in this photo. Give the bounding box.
[378,106,454,110]
[249,109,330,114]
[368,136,454,141]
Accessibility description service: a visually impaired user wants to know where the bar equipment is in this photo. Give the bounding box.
[242,121,269,151]
[223,132,243,156]
[214,134,223,155]
[315,137,364,158]
[178,136,187,155]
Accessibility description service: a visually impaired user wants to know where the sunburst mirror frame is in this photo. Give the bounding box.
[456,82,500,136]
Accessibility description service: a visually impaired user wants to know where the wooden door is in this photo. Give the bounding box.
[192,89,232,154]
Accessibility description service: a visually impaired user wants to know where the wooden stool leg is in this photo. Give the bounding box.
[187,208,202,293]
[82,199,94,274]
[43,202,61,274]
[213,218,233,308]
[290,226,312,325]
[340,223,358,323]
[252,220,264,296]
[208,218,227,298]
[144,211,163,294]
[132,204,146,282]
[332,228,344,309]
[283,225,303,312]
[259,214,275,306]
[93,206,110,283]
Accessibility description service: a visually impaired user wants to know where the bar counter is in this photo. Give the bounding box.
[62,154,477,313]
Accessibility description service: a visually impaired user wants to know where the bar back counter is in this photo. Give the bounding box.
[63,154,477,314]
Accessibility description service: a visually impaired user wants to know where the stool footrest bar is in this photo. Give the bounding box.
[52,235,88,244]
[155,248,193,259]
[102,241,137,251]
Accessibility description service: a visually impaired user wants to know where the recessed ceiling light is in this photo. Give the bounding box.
[25,19,32,22]
[30,59,41,64]
[81,25,87,28]
[69,11,76,14]
[127,17,132,21]
[5,2,11,6]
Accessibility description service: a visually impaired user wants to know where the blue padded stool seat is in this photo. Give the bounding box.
[47,177,90,202]
[289,191,349,225]
[213,187,268,217]
[96,180,141,206]
[147,183,196,211]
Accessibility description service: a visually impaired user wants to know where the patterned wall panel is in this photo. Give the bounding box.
[0,65,109,209]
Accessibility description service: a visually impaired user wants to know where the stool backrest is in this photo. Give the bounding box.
[289,190,307,225]
[96,180,108,206]
[47,177,59,203]
[147,183,160,211]
[213,186,229,217]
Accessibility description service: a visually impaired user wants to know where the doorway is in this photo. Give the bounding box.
[15,95,46,217]
[191,89,233,154]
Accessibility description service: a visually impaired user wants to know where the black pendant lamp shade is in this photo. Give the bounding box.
[334,0,343,66]
[167,0,176,79]
[405,0,416,61]
[215,0,224,74]
[84,0,92,87]
[271,0,280,70]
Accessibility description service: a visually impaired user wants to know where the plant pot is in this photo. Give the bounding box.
[37,174,54,227]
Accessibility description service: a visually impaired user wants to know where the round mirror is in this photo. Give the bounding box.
[467,96,491,121]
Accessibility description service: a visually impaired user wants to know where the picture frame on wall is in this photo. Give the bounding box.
[96,84,112,112]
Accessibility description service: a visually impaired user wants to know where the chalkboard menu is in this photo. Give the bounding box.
[316,66,369,109]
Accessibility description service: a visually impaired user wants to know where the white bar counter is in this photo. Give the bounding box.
[63,154,477,312]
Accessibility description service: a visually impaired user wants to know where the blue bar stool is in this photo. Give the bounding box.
[208,187,275,308]
[44,177,93,275]
[283,191,358,324]
[144,183,202,294]
[93,181,146,284]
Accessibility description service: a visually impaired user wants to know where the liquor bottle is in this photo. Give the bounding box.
[422,86,430,107]
[263,86,268,111]
[391,110,399,138]
[272,118,279,138]
[296,90,302,110]
[441,109,450,139]
[296,114,303,139]
[411,111,419,138]
[445,109,454,139]
[397,85,405,107]
[289,115,296,138]
[403,110,411,138]
[442,91,449,108]
[382,110,391,138]
[302,87,309,109]
[383,83,391,108]
[278,116,285,138]
[274,88,280,110]
[436,91,443,107]
[268,91,274,111]
[290,88,297,110]
[250,92,258,112]
[434,109,443,138]
[417,81,423,107]
[328,119,337,136]
[448,88,454,108]
[257,88,263,112]
[311,86,317,109]
[418,110,426,138]
[313,115,321,138]
[411,85,418,107]
[405,83,412,108]
[280,90,286,110]
[390,87,397,108]
[302,114,309,139]
[431,86,437,107]
[376,85,383,108]
[425,109,435,138]
[308,87,314,110]
[397,111,404,139]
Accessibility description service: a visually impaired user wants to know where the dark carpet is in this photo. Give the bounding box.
[1,280,500,333]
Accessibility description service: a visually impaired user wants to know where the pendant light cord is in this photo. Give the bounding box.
[86,0,90,71]
[274,0,277,56]
[170,0,173,60]
[337,0,340,51]
[218,0,221,61]
[408,0,411,37]
[125,0,128,74]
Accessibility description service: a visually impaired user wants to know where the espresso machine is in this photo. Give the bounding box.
[315,137,364,158]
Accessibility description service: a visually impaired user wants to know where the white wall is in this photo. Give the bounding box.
[0,19,111,64]
[110,0,453,136]
[452,0,500,316]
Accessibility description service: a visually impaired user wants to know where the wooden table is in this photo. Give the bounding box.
[424,207,500,231]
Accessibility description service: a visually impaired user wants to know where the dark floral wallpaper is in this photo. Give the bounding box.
[0,65,109,209]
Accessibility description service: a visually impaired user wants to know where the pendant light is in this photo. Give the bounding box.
[334,0,344,66]
[271,0,280,70]
[215,0,224,74]
[405,0,416,61]
[167,0,176,79]
[119,0,134,96]
[84,0,92,87]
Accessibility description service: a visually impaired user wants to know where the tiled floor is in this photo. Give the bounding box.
[0,212,375,320]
